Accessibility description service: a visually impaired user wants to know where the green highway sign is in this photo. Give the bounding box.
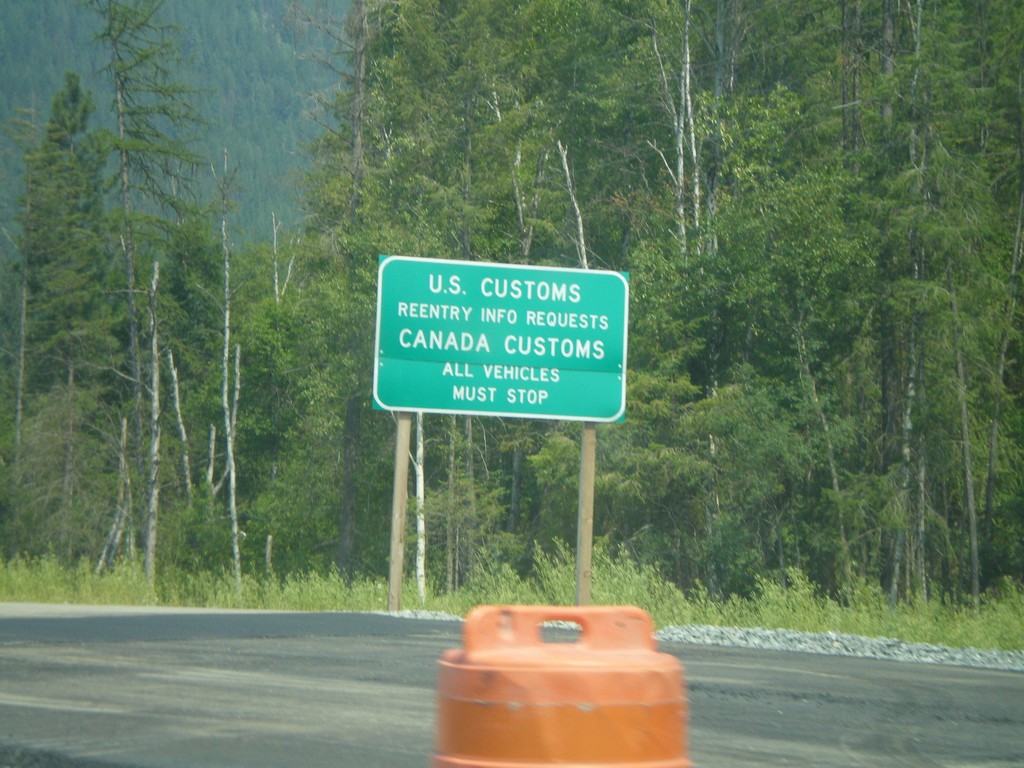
[373,256,629,421]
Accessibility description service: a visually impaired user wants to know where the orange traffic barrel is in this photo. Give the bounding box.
[434,605,689,767]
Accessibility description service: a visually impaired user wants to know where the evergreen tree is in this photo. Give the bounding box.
[87,0,202,448]
[5,73,117,559]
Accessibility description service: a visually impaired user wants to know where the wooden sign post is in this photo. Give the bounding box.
[387,412,413,612]
[575,422,597,605]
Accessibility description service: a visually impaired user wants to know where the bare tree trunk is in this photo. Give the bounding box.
[272,211,282,304]
[557,141,588,269]
[271,212,294,304]
[227,344,241,594]
[97,418,132,573]
[651,22,688,251]
[650,0,700,257]
[553,156,600,605]
[166,349,192,507]
[414,412,426,603]
[218,150,242,594]
[512,145,547,262]
[683,0,700,236]
[144,262,161,584]
[207,424,217,492]
[889,327,917,608]
[223,238,241,591]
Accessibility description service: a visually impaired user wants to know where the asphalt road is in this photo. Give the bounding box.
[1,603,1022,767]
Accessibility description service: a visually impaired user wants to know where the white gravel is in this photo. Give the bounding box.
[654,623,1024,672]
[390,610,1024,672]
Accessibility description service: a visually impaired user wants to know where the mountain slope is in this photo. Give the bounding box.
[0,0,341,242]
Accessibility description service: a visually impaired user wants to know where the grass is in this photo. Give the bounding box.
[2,551,1022,652]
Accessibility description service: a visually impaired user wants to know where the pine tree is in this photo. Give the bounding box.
[8,73,117,559]
[87,0,202,456]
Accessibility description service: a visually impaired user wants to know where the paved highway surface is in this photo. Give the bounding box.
[1,603,1021,767]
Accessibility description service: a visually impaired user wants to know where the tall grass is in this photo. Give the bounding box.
[2,553,1021,651]
[0,556,158,606]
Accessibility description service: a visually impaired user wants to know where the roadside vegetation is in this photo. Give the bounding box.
[3,548,1021,652]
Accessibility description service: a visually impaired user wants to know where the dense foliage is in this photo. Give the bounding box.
[1,0,1022,612]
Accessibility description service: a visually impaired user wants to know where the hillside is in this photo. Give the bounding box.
[0,0,340,242]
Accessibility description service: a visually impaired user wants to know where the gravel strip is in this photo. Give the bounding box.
[654,623,1024,672]
[388,610,1024,672]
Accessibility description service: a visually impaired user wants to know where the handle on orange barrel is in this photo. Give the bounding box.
[462,605,656,653]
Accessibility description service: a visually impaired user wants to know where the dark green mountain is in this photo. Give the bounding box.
[0,0,340,242]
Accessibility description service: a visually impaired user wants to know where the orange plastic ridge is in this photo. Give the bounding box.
[433,605,690,768]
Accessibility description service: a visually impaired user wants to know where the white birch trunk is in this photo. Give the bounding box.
[557,141,588,269]
[512,146,547,262]
[97,418,132,573]
[651,0,702,255]
[228,344,241,595]
[271,212,293,303]
[217,149,242,594]
[272,211,281,304]
[651,22,687,250]
[144,262,161,583]
[207,424,217,490]
[683,0,700,236]
[166,349,192,507]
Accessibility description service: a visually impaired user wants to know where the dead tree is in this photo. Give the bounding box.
[557,141,588,269]
[96,418,132,573]
[216,151,243,595]
[166,349,192,507]
[143,262,161,583]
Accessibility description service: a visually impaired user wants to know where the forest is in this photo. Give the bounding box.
[1,0,1022,612]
